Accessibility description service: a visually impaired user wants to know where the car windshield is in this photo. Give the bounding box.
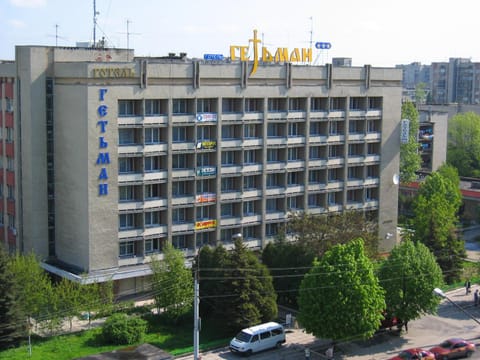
[398,351,414,359]
[235,331,252,343]
[439,341,453,349]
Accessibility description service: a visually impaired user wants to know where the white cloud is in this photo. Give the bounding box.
[9,0,46,8]
[9,19,26,28]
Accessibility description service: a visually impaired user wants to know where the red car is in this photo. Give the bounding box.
[429,338,476,359]
[388,348,436,360]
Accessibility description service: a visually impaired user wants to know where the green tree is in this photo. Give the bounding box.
[415,82,427,104]
[150,243,194,322]
[261,241,314,308]
[56,278,83,331]
[288,211,379,258]
[298,239,385,341]
[8,253,52,328]
[378,240,443,332]
[400,101,421,183]
[0,246,25,348]
[411,170,465,282]
[447,112,480,177]
[227,237,277,330]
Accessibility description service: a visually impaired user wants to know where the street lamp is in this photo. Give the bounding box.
[232,233,242,242]
[433,288,480,326]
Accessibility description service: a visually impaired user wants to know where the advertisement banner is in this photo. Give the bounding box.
[196,193,216,203]
[195,219,217,230]
[196,140,217,150]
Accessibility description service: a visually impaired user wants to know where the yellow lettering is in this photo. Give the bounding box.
[230,46,240,61]
[302,48,312,63]
[239,46,249,61]
[290,48,301,62]
[262,47,273,62]
[274,48,289,62]
[92,67,136,78]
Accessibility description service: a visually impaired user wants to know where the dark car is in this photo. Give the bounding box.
[429,338,476,359]
[388,348,435,360]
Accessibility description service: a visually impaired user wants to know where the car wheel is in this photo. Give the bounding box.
[244,349,253,357]
[466,351,473,358]
[276,341,283,349]
[441,356,448,360]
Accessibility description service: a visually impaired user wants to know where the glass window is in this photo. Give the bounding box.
[172,235,186,249]
[7,185,14,199]
[145,156,161,172]
[243,201,255,215]
[267,149,279,162]
[267,123,280,137]
[288,123,298,136]
[119,186,134,202]
[244,150,256,164]
[288,148,299,161]
[221,203,233,217]
[145,238,162,254]
[119,158,135,173]
[119,241,135,257]
[118,100,136,116]
[145,184,161,199]
[244,124,257,138]
[221,177,235,192]
[145,99,161,116]
[118,129,135,145]
[172,99,188,114]
[173,127,187,142]
[172,208,186,223]
[145,211,160,227]
[119,214,135,229]
[221,125,234,139]
[244,175,256,189]
[221,151,235,165]
[266,223,278,236]
[172,181,187,196]
[172,154,187,169]
[145,128,160,144]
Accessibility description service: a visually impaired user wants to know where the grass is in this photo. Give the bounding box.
[0,311,235,360]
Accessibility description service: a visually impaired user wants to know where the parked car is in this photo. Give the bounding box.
[229,322,286,356]
[388,348,435,360]
[429,338,476,359]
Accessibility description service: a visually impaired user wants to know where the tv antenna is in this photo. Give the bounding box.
[47,24,68,47]
[118,19,141,60]
[93,0,100,46]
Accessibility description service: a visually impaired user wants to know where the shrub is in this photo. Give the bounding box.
[101,313,147,345]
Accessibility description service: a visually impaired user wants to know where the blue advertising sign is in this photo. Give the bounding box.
[204,54,224,60]
[315,42,332,50]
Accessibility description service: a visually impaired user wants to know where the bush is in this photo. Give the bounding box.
[101,313,147,345]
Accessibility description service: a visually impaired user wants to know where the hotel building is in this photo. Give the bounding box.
[3,45,402,296]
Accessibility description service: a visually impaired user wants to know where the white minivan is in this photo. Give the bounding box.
[229,322,286,355]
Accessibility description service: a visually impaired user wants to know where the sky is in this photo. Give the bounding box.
[1,0,479,67]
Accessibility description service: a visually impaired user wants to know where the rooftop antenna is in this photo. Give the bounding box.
[118,19,141,61]
[93,0,100,46]
[309,16,313,49]
[47,24,68,47]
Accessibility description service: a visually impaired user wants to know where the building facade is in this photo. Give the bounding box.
[8,46,402,296]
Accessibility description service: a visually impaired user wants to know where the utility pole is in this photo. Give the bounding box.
[193,257,200,359]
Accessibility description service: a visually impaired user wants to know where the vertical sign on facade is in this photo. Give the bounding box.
[97,88,110,195]
[400,118,410,144]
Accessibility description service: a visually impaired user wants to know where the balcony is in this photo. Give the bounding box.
[267,137,287,146]
[242,164,263,173]
[118,171,168,184]
[285,185,304,194]
[144,143,169,154]
[118,256,145,267]
[221,165,242,175]
[265,162,286,171]
[286,160,305,170]
[287,136,306,145]
[365,132,381,141]
[243,138,263,147]
[221,113,242,122]
[220,191,243,201]
[118,116,143,126]
[308,159,327,168]
[222,138,242,148]
[347,179,364,188]
[308,183,326,192]
[143,115,168,125]
[242,189,262,198]
[172,114,195,123]
[308,135,327,144]
[326,158,344,166]
[264,211,285,221]
[172,169,196,178]
[119,228,143,239]
[243,112,264,121]
[220,216,242,227]
[172,195,195,206]
[144,198,168,210]
[171,222,195,232]
[347,156,365,164]
[118,201,143,212]
[364,154,380,163]
[265,187,285,196]
[118,145,143,156]
[143,225,168,237]
[172,142,195,151]
[326,181,343,190]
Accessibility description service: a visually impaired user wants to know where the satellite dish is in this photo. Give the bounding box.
[393,173,400,185]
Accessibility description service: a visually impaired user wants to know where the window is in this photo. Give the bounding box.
[197,98,215,113]
[119,129,135,145]
[119,158,135,173]
[367,143,379,155]
[310,122,321,135]
[287,196,298,209]
[266,223,278,236]
[244,124,257,138]
[172,235,186,249]
[243,226,255,239]
[221,177,235,192]
[367,119,378,132]
[119,214,135,229]
[145,184,161,199]
[267,149,279,162]
[196,232,210,248]
[245,98,262,112]
[7,214,14,228]
[172,208,186,223]
[266,199,277,212]
[221,125,234,139]
[197,126,213,141]
[308,193,322,207]
[309,146,320,159]
[145,211,160,227]
[329,121,338,135]
[172,181,187,196]
[145,156,161,172]
[7,185,14,200]
[367,165,378,178]
[348,144,363,157]
[243,201,255,215]
[5,98,13,113]
[145,238,162,254]
[172,154,187,169]
[288,148,299,161]
[266,173,282,188]
[119,241,135,257]
[267,123,280,137]
[173,127,187,142]
[119,186,134,202]
[6,128,13,142]
[0,212,3,226]
[145,99,161,116]
[328,168,342,181]
[244,150,256,164]
[328,145,341,158]
[6,157,14,171]
[268,98,283,112]
[196,206,210,220]
[221,151,235,165]
[244,175,256,189]
[289,98,304,111]
[118,100,137,116]
[222,98,241,113]
[172,99,188,114]
[288,123,298,137]
[197,179,211,193]
[145,128,160,144]
[287,172,301,185]
[311,97,328,111]
[330,97,345,111]
[309,170,322,183]
[221,203,233,217]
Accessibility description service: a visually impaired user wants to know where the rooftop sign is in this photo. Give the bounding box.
[230,29,312,76]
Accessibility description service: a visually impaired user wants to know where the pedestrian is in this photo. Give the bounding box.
[475,289,479,306]
[325,345,334,360]
[465,280,471,295]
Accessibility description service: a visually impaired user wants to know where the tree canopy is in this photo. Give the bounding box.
[400,101,421,183]
[298,239,385,341]
[447,112,480,177]
[150,243,194,322]
[378,240,443,331]
[411,169,465,282]
[198,238,277,331]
